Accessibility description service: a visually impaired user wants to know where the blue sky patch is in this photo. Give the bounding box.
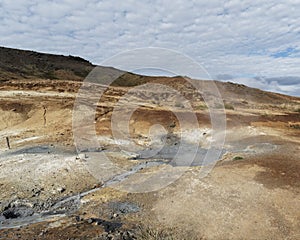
[271,47,299,58]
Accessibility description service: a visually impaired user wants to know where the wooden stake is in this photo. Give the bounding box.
[6,137,10,149]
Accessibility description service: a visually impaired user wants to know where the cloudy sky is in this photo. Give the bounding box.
[1,0,300,96]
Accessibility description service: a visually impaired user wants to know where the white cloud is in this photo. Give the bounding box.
[0,0,300,95]
[224,76,300,97]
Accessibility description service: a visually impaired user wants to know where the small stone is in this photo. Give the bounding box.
[125,230,135,239]
[107,234,115,240]
[57,187,66,193]
[39,230,48,236]
[78,153,89,160]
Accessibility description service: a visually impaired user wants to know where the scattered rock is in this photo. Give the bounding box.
[121,150,140,160]
[78,153,89,160]
[98,230,137,240]
[75,215,81,222]
[31,187,43,197]
[57,186,66,193]
[39,229,48,236]
[2,206,34,219]
[108,202,140,215]
[87,218,122,233]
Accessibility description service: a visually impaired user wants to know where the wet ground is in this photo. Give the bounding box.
[0,142,170,230]
[0,137,281,232]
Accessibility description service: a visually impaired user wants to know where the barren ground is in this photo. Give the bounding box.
[0,78,299,240]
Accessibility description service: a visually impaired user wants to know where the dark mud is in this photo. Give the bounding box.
[0,138,248,230]
[0,145,77,157]
[138,142,226,166]
[0,156,165,229]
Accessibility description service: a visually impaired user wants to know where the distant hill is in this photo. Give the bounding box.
[0,46,298,105]
[0,46,95,81]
